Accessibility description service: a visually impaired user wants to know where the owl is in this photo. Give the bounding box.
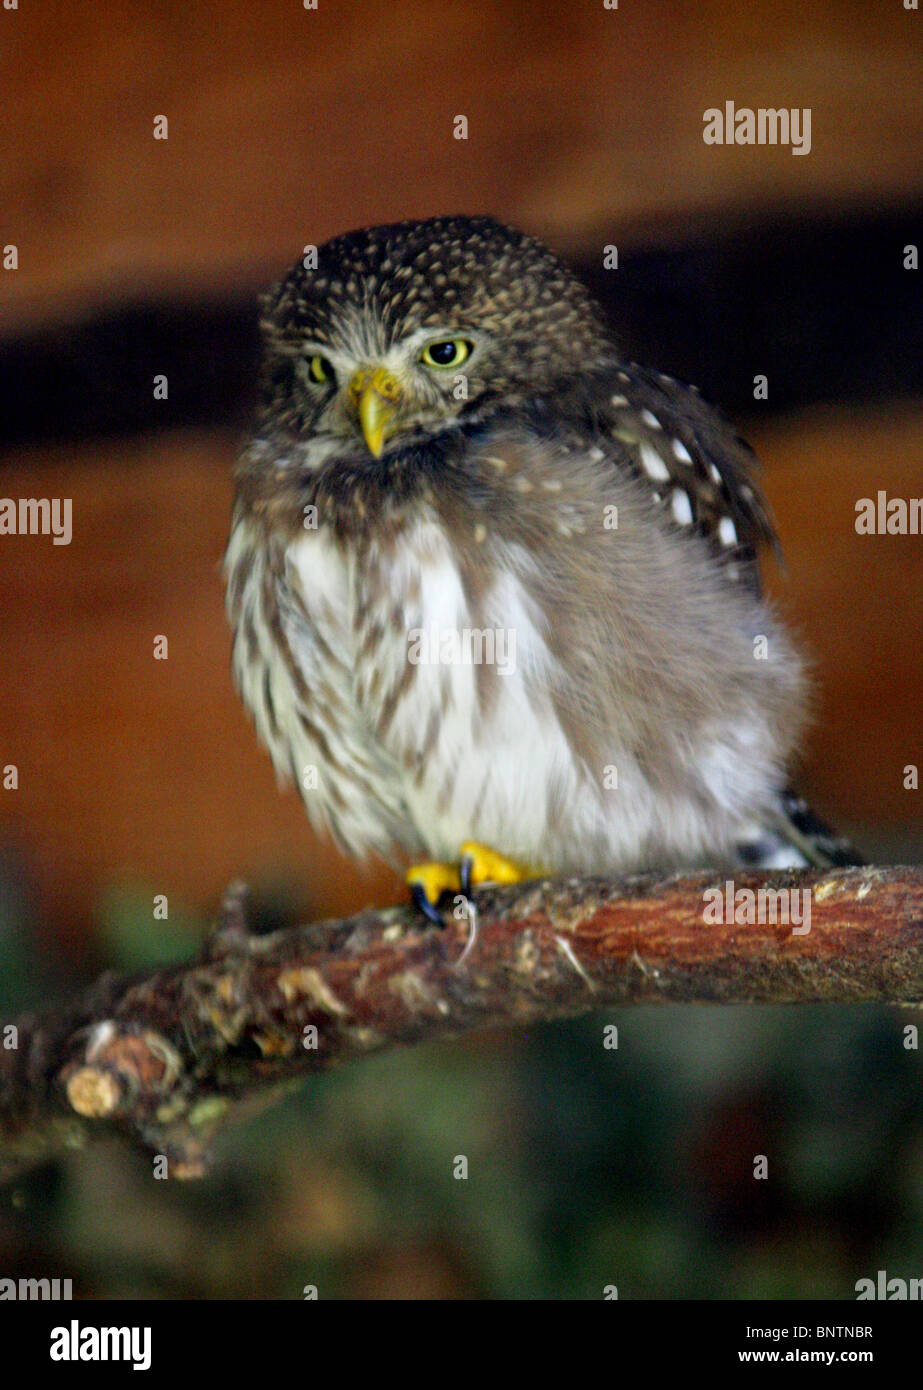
[225,215,859,920]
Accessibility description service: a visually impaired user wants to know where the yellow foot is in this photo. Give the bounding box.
[458,842,532,893]
[405,860,461,923]
[405,842,534,925]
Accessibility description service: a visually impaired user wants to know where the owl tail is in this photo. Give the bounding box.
[736,787,866,870]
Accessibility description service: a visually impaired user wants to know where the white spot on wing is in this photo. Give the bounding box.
[670,489,694,525]
[672,438,693,464]
[639,442,670,482]
[718,516,738,547]
[641,408,662,431]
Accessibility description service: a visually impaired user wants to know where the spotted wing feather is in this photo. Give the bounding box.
[577,364,779,596]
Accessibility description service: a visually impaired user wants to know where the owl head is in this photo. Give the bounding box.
[257,216,614,458]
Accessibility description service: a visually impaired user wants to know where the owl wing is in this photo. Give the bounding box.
[571,363,780,597]
[568,366,865,868]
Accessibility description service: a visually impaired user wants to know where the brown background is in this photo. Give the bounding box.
[0,0,920,954]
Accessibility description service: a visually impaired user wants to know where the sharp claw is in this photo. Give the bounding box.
[410,880,447,927]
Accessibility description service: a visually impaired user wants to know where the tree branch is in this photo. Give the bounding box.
[2,865,921,1182]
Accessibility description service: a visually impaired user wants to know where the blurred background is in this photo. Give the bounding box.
[0,0,921,1298]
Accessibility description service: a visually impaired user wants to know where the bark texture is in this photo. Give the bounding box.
[1,865,920,1182]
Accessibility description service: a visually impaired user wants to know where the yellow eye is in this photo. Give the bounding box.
[308,354,334,384]
[420,338,472,370]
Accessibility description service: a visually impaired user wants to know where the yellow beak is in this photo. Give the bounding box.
[349,366,403,458]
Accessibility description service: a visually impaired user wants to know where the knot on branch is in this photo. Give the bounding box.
[60,1023,184,1121]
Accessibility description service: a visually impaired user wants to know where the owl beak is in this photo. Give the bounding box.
[349,366,403,458]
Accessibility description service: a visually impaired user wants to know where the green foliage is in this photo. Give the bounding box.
[96,885,204,970]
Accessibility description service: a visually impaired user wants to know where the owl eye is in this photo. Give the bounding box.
[420,338,472,369]
[308,354,335,385]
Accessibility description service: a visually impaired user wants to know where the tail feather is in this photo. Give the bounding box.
[736,787,865,870]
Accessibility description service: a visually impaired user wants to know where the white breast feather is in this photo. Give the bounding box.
[234,515,786,872]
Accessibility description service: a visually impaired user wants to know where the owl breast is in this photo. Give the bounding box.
[227,474,801,873]
[274,516,592,866]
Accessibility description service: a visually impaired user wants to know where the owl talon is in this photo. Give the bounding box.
[459,853,474,901]
[409,881,449,927]
[406,861,462,927]
[407,845,533,926]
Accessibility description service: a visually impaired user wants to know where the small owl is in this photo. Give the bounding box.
[226,216,858,918]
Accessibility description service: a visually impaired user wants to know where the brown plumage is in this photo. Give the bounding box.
[226,216,859,877]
